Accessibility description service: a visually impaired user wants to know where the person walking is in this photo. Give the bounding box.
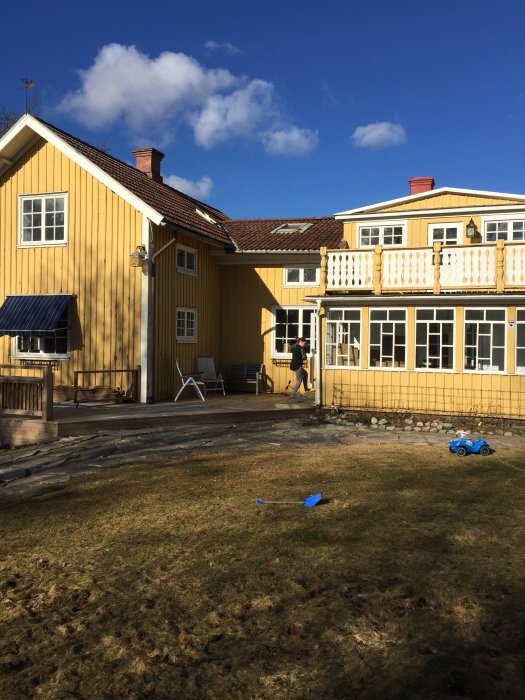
[289,337,308,399]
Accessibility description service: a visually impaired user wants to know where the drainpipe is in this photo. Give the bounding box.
[315,299,322,411]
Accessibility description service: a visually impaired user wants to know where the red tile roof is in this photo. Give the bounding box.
[224,217,343,251]
[36,118,231,245]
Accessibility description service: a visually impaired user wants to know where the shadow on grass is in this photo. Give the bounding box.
[1,446,524,698]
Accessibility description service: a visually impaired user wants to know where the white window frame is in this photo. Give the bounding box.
[325,308,361,368]
[427,222,463,246]
[176,307,197,343]
[482,216,525,243]
[464,307,506,373]
[283,266,320,288]
[369,308,407,369]
[271,306,316,358]
[12,307,70,360]
[18,193,68,248]
[415,308,455,371]
[176,244,198,275]
[357,220,407,248]
[516,308,525,374]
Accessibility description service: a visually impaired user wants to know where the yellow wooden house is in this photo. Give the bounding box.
[1,116,524,419]
[311,177,525,418]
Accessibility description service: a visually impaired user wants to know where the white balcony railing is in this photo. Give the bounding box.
[325,243,525,293]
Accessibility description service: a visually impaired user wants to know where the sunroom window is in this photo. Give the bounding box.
[517,309,525,374]
[19,194,67,246]
[369,309,406,368]
[326,309,361,367]
[464,308,505,372]
[415,308,454,370]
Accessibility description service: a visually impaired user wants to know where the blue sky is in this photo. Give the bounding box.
[2,0,524,218]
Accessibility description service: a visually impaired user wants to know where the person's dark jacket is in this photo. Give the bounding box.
[290,344,305,371]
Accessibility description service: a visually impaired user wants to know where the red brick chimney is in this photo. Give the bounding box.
[408,177,435,195]
[132,148,164,183]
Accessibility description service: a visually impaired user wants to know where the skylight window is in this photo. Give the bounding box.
[271,222,312,234]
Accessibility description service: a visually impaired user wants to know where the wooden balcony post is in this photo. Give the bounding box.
[433,242,442,295]
[496,239,505,292]
[320,246,327,295]
[373,245,383,295]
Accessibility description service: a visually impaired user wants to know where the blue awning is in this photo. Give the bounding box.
[0,295,73,337]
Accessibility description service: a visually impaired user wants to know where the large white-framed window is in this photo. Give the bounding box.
[357,221,407,248]
[415,308,454,370]
[12,308,70,360]
[483,217,525,243]
[19,193,67,247]
[176,244,197,275]
[325,309,361,368]
[369,308,406,368]
[272,306,315,356]
[283,266,319,287]
[464,308,506,372]
[516,309,525,374]
[427,223,462,246]
[176,307,197,343]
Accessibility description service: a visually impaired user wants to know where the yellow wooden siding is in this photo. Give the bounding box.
[221,265,321,393]
[378,193,522,212]
[0,139,143,391]
[321,305,525,418]
[153,230,223,400]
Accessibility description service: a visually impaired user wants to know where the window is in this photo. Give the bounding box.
[464,308,505,372]
[517,309,525,373]
[283,266,319,287]
[13,308,69,359]
[428,223,462,246]
[484,219,525,242]
[326,309,361,367]
[176,245,197,274]
[272,307,315,355]
[176,308,197,342]
[415,308,454,370]
[358,221,406,247]
[271,222,312,234]
[369,309,406,368]
[19,194,67,246]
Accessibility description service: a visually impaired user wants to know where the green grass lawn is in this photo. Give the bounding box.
[1,444,525,699]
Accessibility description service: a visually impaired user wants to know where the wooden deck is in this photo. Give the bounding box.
[1,393,315,446]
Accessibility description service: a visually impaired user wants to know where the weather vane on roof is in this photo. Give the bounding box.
[21,78,35,113]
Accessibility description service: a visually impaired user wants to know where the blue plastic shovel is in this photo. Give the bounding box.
[256,492,322,508]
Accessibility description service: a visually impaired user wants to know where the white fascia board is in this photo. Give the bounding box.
[1,115,164,226]
[304,293,525,305]
[337,204,525,222]
[334,187,525,218]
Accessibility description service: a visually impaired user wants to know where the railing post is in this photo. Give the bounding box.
[41,365,53,422]
[320,247,327,295]
[373,245,383,295]
[496,239,505,292]
[433,242,442,295]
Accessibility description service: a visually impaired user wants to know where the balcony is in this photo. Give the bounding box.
[322,241,525,294]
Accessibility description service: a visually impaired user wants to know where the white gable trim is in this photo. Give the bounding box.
[0,115,164,226]
[334,187,525,218]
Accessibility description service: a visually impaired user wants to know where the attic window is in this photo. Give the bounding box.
[271,222,312,234]
[195,208,216,225]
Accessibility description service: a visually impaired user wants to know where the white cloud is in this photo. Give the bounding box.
[58,44,317,157]
[262,126,319,157]
[351,121,407,150]
[205,40,241,56]
[164,174,213,199]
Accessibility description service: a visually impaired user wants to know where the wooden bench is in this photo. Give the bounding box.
[225,363,266,395]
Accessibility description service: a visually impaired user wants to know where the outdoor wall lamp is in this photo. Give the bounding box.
[466,218,479,239]
[129,245,147,267]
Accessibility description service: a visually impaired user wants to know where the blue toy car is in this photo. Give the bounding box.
[449,437,490,456]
